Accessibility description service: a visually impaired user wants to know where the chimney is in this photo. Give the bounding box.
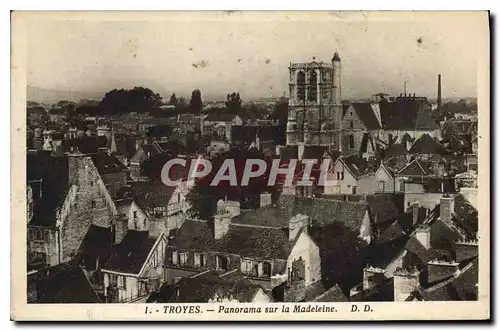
[363,266,385,291]
[288,214,309,241]
[414,225,431,249]
[213,211,232,240]
[440,194,455,223]
[437,74,442,112]
[260,192,272,208]
[427,259,459,284]
[283,279,306,302]
[216,199,240,217]
[412,201,420,226]
[393,267,420,301]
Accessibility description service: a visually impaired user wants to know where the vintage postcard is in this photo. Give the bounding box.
[11,11,490,321]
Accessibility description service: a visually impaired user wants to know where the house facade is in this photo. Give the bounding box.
[102,231,167,303]
[27,152,118,271]
[164,200,322,292]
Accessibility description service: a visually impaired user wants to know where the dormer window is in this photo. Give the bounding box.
[216,255,229,271]
[194,253,206,268]
[171,251,179,265]
[240,259,254,275]
[258,261,272,278]
[179,252,188,266]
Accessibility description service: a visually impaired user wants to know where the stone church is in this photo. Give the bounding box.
[285,53,343,158]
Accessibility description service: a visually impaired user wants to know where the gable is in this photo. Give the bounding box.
[139,234,167,277]
[376,164,393,180]
[288,230,318,262]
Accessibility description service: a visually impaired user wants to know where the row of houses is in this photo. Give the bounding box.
[28,149,479,303]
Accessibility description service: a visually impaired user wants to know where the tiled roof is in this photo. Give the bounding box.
[277,195,367,232]
[62,136,109,154]
[258,125,286,145]
[279,146,298,161]
[452,194,478,240]
[204,112,239,122]
[169,219,294,260]
[73,224,114,271]
[366,193,405,225]
[117,181,177,212]
[363,277,394,302]
[231,126,258,144]
[91,152,127,175]
[150,270,263,303]
[339,154,379,178]
[365,235,409,268]
[350,103,382,130]
[404,237,440,265]
[421,256,478,301]
[397,159,428,177]
[36,263,102,303]
[304,281,327,301]
[311,283,349,302]
[302,146,327,161]
[379,98,438,130]
[146,124,173,138]
[383,155,408,175]
[377,220,405,243]
[232,206,289,228]
[409,134,445,155]
[104,230,158,274]
[384,143,408,159]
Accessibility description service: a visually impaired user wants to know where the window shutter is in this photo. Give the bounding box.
[172,251,178,265]
[194,253,200,267]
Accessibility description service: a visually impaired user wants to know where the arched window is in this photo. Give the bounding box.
[297,71,306,102]
[308,71,318,102]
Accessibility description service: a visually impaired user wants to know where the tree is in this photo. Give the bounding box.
[225,92,242,111]
[98,86,163,115]
[176,97,188,111]
[189,89,203,115]
[270,97,289,124]
[169,93,178,106]
[309,222,369,289]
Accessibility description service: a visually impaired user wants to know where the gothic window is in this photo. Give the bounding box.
[297,71,306,102]
[350,121,354,129]
[308,71,318,102]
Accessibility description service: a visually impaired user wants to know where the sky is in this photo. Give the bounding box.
[25,11,485,102]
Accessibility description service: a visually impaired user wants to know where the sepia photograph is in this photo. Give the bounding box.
[10,10,490,321]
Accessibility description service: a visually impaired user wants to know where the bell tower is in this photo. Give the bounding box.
[332,52,343,152]
[286,55,343,154]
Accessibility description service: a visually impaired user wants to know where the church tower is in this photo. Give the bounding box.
[286,54,343,155]
[332,52,343,152]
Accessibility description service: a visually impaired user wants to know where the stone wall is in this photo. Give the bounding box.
[27,227,59,267]
[60,155,116,261]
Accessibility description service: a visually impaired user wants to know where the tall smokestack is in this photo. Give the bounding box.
[437,74,442,112]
